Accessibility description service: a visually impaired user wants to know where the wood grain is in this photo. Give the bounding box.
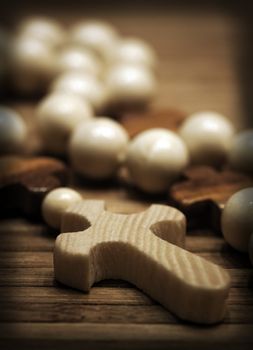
[120,108,187,137]
[169,166,253,231]
[0,286,252,305]
[0,250,251,270]
[1,2,253,349]
[0,156,68,218]
[0,268,250,288]
[56,200,230,324]
[1,323,253,350]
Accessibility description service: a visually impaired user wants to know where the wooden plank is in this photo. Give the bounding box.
[0,250,251,269]
[0,231,229,253]
[0,268,251,288]
[0,225,227,252]
[0,286,152,304]
[0,303,177,324]
[0,268,53,287]
[0,221,248,257]
[0,222,242,254]
[0,286,252,305]
[0,302,253,324]
[0,323,253,350]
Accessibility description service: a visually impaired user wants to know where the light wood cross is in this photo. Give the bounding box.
[54,200,230,324]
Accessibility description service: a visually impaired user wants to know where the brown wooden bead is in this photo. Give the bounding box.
[120,108,187,138]
[169,166,253,231]
[0,156,68,218]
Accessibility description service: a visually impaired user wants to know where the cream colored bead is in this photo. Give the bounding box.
[111,37,156,68]
[51,71,107,113]
[42,187,82,229]
[56,46,102,77]
[69,118,129,179]
[179,111,235,167]
[37,92,94,154]
[17,17,65,48]
[249,234,253,266]
[126,128,189,193]
[105,64,156,109]
[10,36,56,93]
[222,188,253,252]
[0,106,27,154]
[229,129,253,174]
[70,20,118,61]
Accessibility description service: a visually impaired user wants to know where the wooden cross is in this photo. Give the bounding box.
[54,200,230,324]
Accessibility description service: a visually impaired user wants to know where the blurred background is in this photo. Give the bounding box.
[0,0,253,128]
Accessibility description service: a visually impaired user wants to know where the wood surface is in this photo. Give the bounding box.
[1,2,253,349]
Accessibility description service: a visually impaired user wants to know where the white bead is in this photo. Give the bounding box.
[0,106,27,154]
[37,92,94,154]
[249,234,253,266]
[42,187,82,229]
[229,129,253,174]
[10,36,56,93]
[221,188,253,252]
[56,46,102,77]
[70,20,118,61]
[51,72,107,113]
[17,17,65,48]
[69,118,129,179]
[179,111,235,167]
[111,37,156,68]
[105,64,156,109]
[126,128,189,193]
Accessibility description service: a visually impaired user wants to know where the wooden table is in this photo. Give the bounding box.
[1,2,253,349]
